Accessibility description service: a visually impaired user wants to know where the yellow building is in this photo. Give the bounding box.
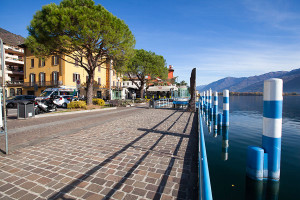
[23,47,122,99]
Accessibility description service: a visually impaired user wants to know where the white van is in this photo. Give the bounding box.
[35,88,78,101]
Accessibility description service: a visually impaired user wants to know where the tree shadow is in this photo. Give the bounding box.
[48,110,179,200]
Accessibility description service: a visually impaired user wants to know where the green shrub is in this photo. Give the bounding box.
[67,101,87,109]
[92,98,105,106]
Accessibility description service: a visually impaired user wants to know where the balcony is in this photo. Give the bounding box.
[23,81,63,88]
[6,80,24,86]
[7,67,24,75]
[5,54,24,65]
[4,45,24,55]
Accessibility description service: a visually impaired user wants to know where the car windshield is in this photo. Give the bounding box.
[40,91,53,97]
[7,96,15,100]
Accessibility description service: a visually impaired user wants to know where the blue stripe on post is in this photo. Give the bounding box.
[246,146,264,181]
[263,101,283,119]
[262,135,281,180]
[223,97,229,103]
[223,110,229,126]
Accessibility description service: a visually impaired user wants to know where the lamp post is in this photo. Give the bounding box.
[0,38,8,154]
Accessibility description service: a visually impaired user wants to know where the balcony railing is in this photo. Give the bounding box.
[23,81,62,87]
[6,80,24,86]
[4,45,24,54]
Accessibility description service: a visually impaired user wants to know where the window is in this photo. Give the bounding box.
[39,72,45,86]
[123,82,125,86]
[17,88,22,95]
[98,66,101,72]
[52,71,58,85]
[113,70,115,76]
[10,88,15,97]
[73,73,80,82]
[98,78,101,85]
[52,55,59,66]
[113,81,115,87]
[31,59,34,68]
[30,73,36,86]
[127,82,129,86]
[39,58,45,67]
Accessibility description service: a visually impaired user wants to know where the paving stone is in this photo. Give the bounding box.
[1,109,197,200]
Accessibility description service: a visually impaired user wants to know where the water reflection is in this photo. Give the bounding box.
[202,109,230,161]
[245,177,279,200]
[222,127,229,161]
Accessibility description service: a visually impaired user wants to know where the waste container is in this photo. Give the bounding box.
[17,101,35,119]
[149,99,156,108]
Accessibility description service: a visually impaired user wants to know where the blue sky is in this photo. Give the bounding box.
[1,0,300,86]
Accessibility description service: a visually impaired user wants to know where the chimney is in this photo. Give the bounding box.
[169,65,173,69]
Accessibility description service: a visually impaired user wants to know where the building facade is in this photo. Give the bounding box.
[0,28,25,97]
[23,48,121,99]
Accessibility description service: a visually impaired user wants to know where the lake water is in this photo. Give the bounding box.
[201,96,300,200]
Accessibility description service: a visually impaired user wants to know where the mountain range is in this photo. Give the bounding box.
[197,68,300,93]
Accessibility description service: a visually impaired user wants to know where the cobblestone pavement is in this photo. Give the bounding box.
[0,108,198,200]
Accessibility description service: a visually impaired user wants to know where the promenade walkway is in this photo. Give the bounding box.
[0,108,198,200]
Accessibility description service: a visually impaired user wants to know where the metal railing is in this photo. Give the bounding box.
[23,81,62,87]
[6,80,24,86]
[198,102,213,200]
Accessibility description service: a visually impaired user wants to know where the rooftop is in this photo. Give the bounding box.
[0,27,25,47]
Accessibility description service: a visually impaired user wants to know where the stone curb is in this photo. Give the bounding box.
[35,107,117,118]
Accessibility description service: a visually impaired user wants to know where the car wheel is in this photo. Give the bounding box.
[62,103,67,108]
[7,103,14,108]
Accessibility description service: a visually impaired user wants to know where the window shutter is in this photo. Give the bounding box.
[52,56,54,65]
[73,73,75,82]
[78,74,80,81]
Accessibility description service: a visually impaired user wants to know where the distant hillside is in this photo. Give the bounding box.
[198,68,300,93]
[196,85,206,91]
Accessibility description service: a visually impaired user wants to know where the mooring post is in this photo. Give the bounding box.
[213,91,218,115]
[262,78,283,180]
[206,90,209,111]
[246,146,264,180]
[223,89,229,126]
[209,89,212,109]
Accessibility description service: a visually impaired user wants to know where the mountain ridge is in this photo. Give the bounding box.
[198,68,300,93]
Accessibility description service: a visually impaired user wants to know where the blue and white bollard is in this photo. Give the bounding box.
[206,90,209,111]
[262,78,283,180]
[209,89,212,109]
[213,91,218,115]
[246,146,264,181]
[223,89,229,126]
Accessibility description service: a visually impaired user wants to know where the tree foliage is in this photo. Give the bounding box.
[125,49,168,97]
[25,0,135,104]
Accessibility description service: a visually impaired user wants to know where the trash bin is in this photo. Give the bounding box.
[17,101,35,119]
[149,99,155,108]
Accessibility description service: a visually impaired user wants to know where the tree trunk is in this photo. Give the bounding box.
[140,82,145,98]
[86,73,94,105]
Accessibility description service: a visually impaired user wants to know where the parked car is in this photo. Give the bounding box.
[53,95,73,108]
[6,95,36,108]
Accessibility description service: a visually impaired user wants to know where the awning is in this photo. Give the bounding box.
[147,86,178,92]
